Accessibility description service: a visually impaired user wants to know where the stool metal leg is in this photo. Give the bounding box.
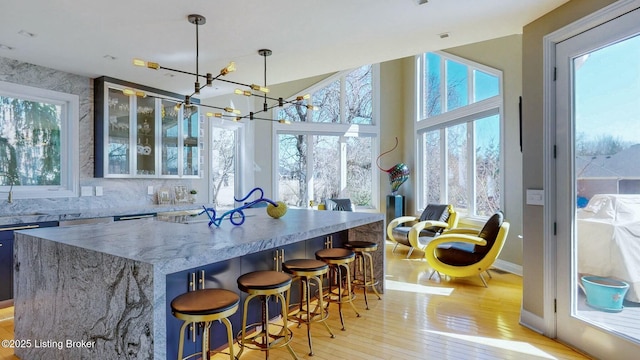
[220,317,235,360]
[304,277,313,355]
[263,296,270,359]
[342,263,361,318]
[356,253,370,309]
[177,320,189,360]
[202,321,211,360]
[364,252,382,301]
[287,273,334,356]
[237,292,299,360]
[331,263,360,331]
[311,275,335,339]
[276,291,299,360]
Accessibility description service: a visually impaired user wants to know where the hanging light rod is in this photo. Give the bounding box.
[133,14,265,109]
[133,15,317,119]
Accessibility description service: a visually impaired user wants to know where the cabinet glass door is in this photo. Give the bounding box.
[182,107,199,176]
[106,87,131,175]
[135,95,156,176]
[161,99,179,176]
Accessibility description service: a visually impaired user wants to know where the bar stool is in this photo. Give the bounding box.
[315,248,360,330]
[344,241,382,310]
[236,270,299,360]
[171,288,240,360]
[282,259,334,356]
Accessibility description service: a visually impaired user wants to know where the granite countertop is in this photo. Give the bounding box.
[0,203,204,226]
[14,208,384,276]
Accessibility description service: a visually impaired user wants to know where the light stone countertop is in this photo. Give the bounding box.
[0,203,203,226]
[15,208,384,276]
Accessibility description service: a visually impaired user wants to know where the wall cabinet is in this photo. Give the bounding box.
[94,77,202,178]
[0,221,59,302]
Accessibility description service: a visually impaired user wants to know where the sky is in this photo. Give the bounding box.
[575,33,640,145]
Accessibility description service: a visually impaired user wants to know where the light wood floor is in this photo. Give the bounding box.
[0,242,592,360]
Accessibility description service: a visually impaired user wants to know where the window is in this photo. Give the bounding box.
[211,123,240,209]
[0,81,78,198]
[416,52,502,217]
[275,65,379,208]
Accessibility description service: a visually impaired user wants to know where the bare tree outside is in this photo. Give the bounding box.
[423,130,441,204]
[475,116,501,216]
[0,96,60,186]
[279,133,307,206]
[447,123,468,210]
[277,65,374,208]
[211,127,236,209]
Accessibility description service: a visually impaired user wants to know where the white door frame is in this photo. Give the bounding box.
[542,0,640,339]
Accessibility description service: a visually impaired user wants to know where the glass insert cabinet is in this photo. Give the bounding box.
[94,77,201,178]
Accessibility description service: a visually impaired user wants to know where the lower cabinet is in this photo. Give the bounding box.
[0,221,59,303]
[165,231,347,359]
[0,235,13,302]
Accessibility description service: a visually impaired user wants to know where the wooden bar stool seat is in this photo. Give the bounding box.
[236,270,299,359]
[315,248,360,330]
[283,259,334,356]
[344,241,382,310]
[171,288,240,360]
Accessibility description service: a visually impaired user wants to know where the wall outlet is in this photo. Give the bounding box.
[81,186,93,197]
[95,186,103,196]
[147,185,154,195]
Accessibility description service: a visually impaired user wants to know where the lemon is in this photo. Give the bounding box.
[267,201,287,218]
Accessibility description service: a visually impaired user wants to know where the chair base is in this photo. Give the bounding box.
[428,269,493,288]
[391,241,416,258]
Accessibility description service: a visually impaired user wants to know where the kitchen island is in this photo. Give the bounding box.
[13,208,384,359]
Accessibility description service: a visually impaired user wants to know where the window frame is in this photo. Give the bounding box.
[415,51,504,219]
[0,80,79,199]
[272,64,380,210]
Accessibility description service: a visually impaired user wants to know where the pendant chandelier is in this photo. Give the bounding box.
[133,14,313,123]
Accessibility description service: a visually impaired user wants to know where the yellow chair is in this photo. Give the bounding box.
[386,204,458,258]
[424,211,510,287]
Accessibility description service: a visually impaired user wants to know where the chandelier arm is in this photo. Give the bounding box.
[242,92,305,105]
[199,103,233,112]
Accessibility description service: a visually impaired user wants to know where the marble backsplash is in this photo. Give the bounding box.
[0,57,198,217]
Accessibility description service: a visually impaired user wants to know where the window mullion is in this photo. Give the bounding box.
[339,136,347,194]
[441,128,448,204]
[468,122,476,216]
[440,57,447,115]
[307,135,315,207]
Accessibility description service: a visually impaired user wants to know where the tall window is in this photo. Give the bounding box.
[211,121,243,209]
[417,52,502,217]
[275,65,379,208]
[0,81,78,198]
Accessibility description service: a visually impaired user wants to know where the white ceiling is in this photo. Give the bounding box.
[0,0,568,99]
